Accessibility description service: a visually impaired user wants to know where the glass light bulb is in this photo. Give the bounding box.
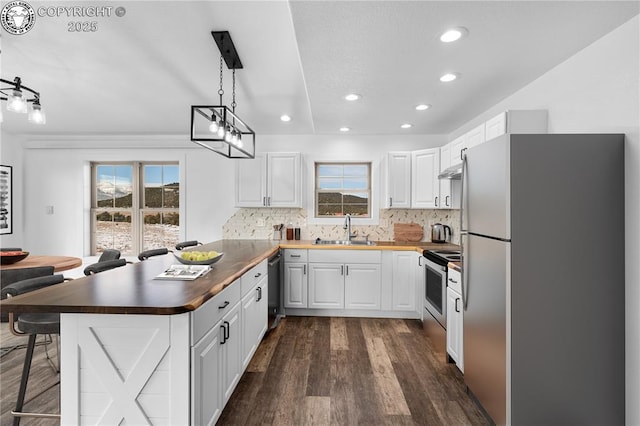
[208,120,219,133]
[231,130,238,144]
[28,104,46,124]
[217,121,226,138]
[225,127,233,142]
[7,90,27,113]
[236,133,243,148]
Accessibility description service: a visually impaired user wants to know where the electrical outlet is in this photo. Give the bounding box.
[256,218,265,227]
[45,205,54,215]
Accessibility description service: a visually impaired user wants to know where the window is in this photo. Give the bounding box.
[315,162,371,218]
[91,162,179,255]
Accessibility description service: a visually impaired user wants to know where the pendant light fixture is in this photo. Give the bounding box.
[190,31,255,159]
[0,77,46,124]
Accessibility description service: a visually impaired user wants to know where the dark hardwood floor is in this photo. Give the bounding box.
[219,317,489,425]
[0,325,59,426]
[0,317,489,425]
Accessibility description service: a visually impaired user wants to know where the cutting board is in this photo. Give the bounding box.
[394,223,424,242]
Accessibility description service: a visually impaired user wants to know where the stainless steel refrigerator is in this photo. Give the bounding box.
[461,133,625,425]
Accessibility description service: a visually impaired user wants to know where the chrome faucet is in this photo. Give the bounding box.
[344,214,356,241]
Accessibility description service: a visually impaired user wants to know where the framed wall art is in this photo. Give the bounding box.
[0,165,13,235]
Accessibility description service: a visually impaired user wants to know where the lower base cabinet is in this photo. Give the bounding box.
[344,264,381,309]
[446,268,463,372]
[191,260,269,425]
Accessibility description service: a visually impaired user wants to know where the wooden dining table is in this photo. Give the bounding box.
[0,255,82,272]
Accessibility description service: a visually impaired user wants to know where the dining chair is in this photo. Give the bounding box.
[83,258,127,275]
[1,274,66,425]
[175,240,201,250]
[138,248,169,261]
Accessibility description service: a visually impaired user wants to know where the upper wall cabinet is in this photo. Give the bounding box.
[411,148,440,209]
[383,152,412,209]
[484,110,548,142]
[449,124,485,168]
[235,152,302,208]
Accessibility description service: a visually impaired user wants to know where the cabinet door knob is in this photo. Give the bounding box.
[303,264,306,275]
[220,323,227,344]
[341,265,344,275]
[445,195,450,206]
[256,286,262,301]
[345,265,349,276]
[435,196,439,206]
[263,197,266,206]
[389,197,393,207]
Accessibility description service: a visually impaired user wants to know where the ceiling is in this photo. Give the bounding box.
[2,1,638,137]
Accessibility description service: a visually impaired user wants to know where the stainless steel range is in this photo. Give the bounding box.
[422,249,460,354]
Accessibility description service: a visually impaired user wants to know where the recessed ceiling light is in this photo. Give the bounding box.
[339,127,351,132]
[280,114,291,122]
[440,73,459,83]
[415,104,431,111]
[344,94,361,101]
[401,123,412,129]
[440,27,468,43]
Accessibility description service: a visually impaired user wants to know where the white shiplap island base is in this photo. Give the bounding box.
[60,313,190,425]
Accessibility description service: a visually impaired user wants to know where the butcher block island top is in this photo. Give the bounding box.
[0,240,279,316]
[1,239,458,315]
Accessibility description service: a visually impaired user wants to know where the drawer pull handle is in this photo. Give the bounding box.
[218,301,230,309]
[220,323,227,344]
[256,286,262,301]
[449,278,458,284]
[455,298,460,313]
[290,254,301,258]
[254,272,262,278]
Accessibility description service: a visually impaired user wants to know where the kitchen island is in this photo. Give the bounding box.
[0,239,457,425]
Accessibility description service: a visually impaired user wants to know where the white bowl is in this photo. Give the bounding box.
[173,251,224,266]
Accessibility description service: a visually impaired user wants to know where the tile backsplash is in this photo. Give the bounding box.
[223,208,460,244]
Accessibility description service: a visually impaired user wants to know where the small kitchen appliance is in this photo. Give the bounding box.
[430,223,452,243]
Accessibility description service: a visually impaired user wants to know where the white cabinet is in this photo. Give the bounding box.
[411,148,440,209]
[484,110,548,142]
[345,264,382,310]
[241,277,268,370]
[235,152,301,208]
[306,250,382,311]
[384,152,412,208]
[284,249,308,308]
[391,251,418,312]
[192,319,223,426]
[439,145,452,209]
[308,263,344,309]
[220,300,242,404]
[465,123,486,149]
[446,268,463,372]
[191,283,242,424]
[449,136,466,168]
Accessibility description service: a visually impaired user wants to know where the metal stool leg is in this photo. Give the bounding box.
[13,334,36,426]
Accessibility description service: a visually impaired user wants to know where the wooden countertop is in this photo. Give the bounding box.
[0,255,82,272]
[0,239,458,315]
[279,240,459,252]
[1,240,279,315]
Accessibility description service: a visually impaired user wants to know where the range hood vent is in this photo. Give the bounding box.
[438,164,462,180]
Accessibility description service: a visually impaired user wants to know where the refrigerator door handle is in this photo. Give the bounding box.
[460,153,468,310]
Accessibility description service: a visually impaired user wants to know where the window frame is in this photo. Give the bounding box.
[90,161,180,256]
[314,162,372,219]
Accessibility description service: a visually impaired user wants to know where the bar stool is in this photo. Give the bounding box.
[138,248,169,261]
[83,258,127,275]
[175,240,201,250]
[1,274,66,425]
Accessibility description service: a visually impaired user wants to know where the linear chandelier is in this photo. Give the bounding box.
[0,76,46,125]
[190,31,255,159]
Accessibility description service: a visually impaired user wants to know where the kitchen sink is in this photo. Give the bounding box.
[314,239,376,246]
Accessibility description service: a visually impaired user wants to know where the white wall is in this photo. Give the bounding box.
[0,133,25,249]
[450,15,639,424]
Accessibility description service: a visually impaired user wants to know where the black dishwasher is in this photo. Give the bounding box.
[267,250,283,329]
